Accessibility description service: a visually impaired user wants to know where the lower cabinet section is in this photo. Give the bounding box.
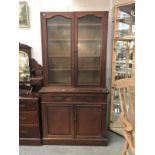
[41,102,107,145]
[20,125,40,138]
[75,105,105,138]
[19,97,42,145]
[42,104,74,138]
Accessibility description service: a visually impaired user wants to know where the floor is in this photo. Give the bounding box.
[19,131,124,155]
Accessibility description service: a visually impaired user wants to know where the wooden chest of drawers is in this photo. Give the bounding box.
[40,87,108,145]
[19,97,41,145]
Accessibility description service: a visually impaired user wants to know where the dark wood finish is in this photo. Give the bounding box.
[42,138,107,146]
[19,98,41,144]
[19,97,42,145]
[19,47,43,145]
[75,105,103,138]
[40,12,109,145]
[19,99,37,111]
[41,12,74,86]
[42,104,74,138]
[40,88,108,145]
[19,111,38,124]
[41,12,108,87]
[20,125,40,138]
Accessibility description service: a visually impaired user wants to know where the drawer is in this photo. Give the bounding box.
[72,96,105,102]
[19,125,40,138]
[41,95,73,102]
[41,94,105,103]
[19,112,38,124]
[19,101,37,111]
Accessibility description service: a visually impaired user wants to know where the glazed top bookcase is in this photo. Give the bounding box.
[110,3,135,135]
[41,12,108,87]
[40,12,109,145]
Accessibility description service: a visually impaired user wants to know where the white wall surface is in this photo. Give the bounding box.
[112,0,134,6]
[19,0,111,65]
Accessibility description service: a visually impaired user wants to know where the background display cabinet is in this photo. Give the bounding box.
[109,3,135,135]
[19,43,43,145]
[40,12,109,145]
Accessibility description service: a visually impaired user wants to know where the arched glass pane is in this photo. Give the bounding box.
[47,16,71,84]
[77,16,102,85]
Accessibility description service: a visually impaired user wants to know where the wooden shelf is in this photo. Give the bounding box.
[49,68,71,71]
[78,56,100,58]
[79,68,100,71]
[113,60,133,64]
[78,23,101,27]
[116,17,134,25]
[48,39,71,42]
[113,36,134,41]
[48,55,70,58]
[48,23,70,27]
[78,39,100,42]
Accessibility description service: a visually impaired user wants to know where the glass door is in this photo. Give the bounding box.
[47,16,72,84]
[75,12,108,86]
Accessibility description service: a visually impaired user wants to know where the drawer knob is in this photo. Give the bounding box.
[20,116,27,121]
[20,130,28,134]
[20,104,26,107]
[54,96,64,101]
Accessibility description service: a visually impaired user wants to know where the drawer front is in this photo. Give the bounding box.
[19,112,38,125]
[41,94,105,103]
[41,95,72,102]
[19,125,40,138]
[19,101,38,111]
[72,96,105,102]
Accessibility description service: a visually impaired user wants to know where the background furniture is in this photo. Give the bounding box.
[110,3,135,135]
[113,78,135,155]
[40,12,109,145]
[19,43,43,145]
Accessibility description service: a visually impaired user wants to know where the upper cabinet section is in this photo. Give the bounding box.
[114,3,135,39]
[41,12,108,87]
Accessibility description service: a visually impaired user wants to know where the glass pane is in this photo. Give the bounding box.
[115,3,135,37]
[114,40,134,80]
[77,16,101,85]
[110,88,123,134]
[47,16,71,84]
[19,51,30,82]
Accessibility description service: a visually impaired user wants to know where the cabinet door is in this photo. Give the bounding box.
[75,105,106,138]
[42,103,74,138]
[75,12,108,86]
[41,13,74,85]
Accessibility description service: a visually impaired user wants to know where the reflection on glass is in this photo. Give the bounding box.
[111,88,123,128]
[116,3,135,37]
[19,51,30,82]
[77,16,101,85]
[114,40,134,80]
[47,16,71,84]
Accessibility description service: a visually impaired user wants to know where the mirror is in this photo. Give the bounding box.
[19,43,31,85]
[19,51,30,82]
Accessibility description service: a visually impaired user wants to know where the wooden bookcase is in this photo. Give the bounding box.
[110,3,135,135]
[40,12,109,145]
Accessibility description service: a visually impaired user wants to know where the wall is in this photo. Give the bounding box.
[112,0,135,6]
[19,0,111,65]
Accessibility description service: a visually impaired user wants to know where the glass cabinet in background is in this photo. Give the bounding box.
[110,3,135,135]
